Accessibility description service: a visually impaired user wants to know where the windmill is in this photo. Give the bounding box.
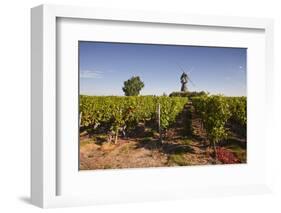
[178,64,195,92]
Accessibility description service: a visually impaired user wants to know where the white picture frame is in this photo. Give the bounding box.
[31,4,274,208]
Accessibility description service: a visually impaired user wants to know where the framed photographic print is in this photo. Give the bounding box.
[31,4,274,208]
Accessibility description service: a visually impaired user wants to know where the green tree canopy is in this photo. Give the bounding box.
[122,76,144,96]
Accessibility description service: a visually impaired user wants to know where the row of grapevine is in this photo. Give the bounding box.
[226,96,247,127]
[191,95,247,159]
[80,95,188,143]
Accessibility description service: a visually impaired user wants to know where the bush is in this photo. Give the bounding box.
[169,91,207,98]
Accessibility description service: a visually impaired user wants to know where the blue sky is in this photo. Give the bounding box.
[79,41,246,96]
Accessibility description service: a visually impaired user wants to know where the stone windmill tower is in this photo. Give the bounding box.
[179,65,195,92]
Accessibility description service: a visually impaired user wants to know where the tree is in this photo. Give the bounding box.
[122,76,144,96]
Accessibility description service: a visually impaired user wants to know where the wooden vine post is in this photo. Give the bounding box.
[79,112,82,127]
[157,103,163,144]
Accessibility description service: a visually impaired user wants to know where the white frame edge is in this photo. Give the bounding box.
[31,5,56,208]
[31,4,274,208]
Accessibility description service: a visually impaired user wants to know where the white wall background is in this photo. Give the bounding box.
[0,0,280,212]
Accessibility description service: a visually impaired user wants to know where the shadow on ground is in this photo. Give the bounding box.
[18,196,31,205]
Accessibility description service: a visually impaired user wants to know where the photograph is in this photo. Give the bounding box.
[79,41,247,170]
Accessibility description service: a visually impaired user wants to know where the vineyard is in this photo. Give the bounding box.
[79,94,247,170]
